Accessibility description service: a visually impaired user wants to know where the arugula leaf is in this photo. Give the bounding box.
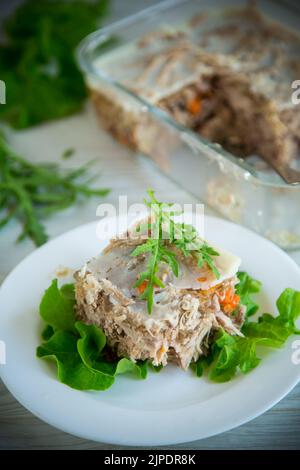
[0,0,109,129]
[236,271,262,317]
[132,199,166,314]
[0,135,109,246]
[60,283,77,300]
[132,189,220,314]
[76,321,107,366]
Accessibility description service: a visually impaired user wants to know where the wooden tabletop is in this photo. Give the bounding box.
[0,0,300,450]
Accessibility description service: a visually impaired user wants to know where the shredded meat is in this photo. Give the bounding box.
[75,268,245,370]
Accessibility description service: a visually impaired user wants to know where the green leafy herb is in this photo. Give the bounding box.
[41,324,55,341]
[207,331,261,382]
[0,135,109,246]
[191,284,300,382]
[131,189,220,314]
[236,271,262,317]
[37,281,147,391]
[242,288,300,344]
[0,0,109,129]
[76,322,147,379]
[148,362,164,373]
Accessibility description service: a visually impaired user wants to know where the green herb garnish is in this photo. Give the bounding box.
[0,134,109,246]
[191,274,300,382]
[236,271,262,317]
[0,0,109,129]
[131,189,220,314]
[37,280,147,391]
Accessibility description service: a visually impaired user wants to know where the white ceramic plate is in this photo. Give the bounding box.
[0,215,300,446]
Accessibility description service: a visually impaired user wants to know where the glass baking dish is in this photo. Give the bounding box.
[77,0,300,250]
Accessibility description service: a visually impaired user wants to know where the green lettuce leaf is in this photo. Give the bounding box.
[208,332,261,383]
[277,288,300,333]
[39,280,76,332]
[242,314,293,348]
[37,330,114,391]
[37,281,147,391]
[41,324,55,341]
[148,362,164,373]
[75,322,147,379]
[242,289,300,347]
[38,279,300,388]
[236,271,262,317]
[115,357,148,379]
[192,287,300,382]
[238,338,261,373]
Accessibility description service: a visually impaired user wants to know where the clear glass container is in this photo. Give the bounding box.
[77,0,300,250]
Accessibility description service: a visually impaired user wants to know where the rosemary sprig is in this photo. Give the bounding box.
[131,189,220,314]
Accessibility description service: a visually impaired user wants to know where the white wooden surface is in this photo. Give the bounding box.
[0,0,300,450]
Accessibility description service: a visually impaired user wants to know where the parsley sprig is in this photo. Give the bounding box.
[131,190,220,314]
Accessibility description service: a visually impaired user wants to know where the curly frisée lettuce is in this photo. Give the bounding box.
[37,280,147,391]
[37,275,300,390]
[191,276,300,383]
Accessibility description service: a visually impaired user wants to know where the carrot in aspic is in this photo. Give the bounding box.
[187,97,202,115]
[219,288,240,314]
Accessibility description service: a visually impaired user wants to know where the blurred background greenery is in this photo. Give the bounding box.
[0,0,160,129]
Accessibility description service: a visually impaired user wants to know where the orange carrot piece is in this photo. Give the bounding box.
[137,280,148,294]
[187,97,202,115]
[220,288,240,313]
